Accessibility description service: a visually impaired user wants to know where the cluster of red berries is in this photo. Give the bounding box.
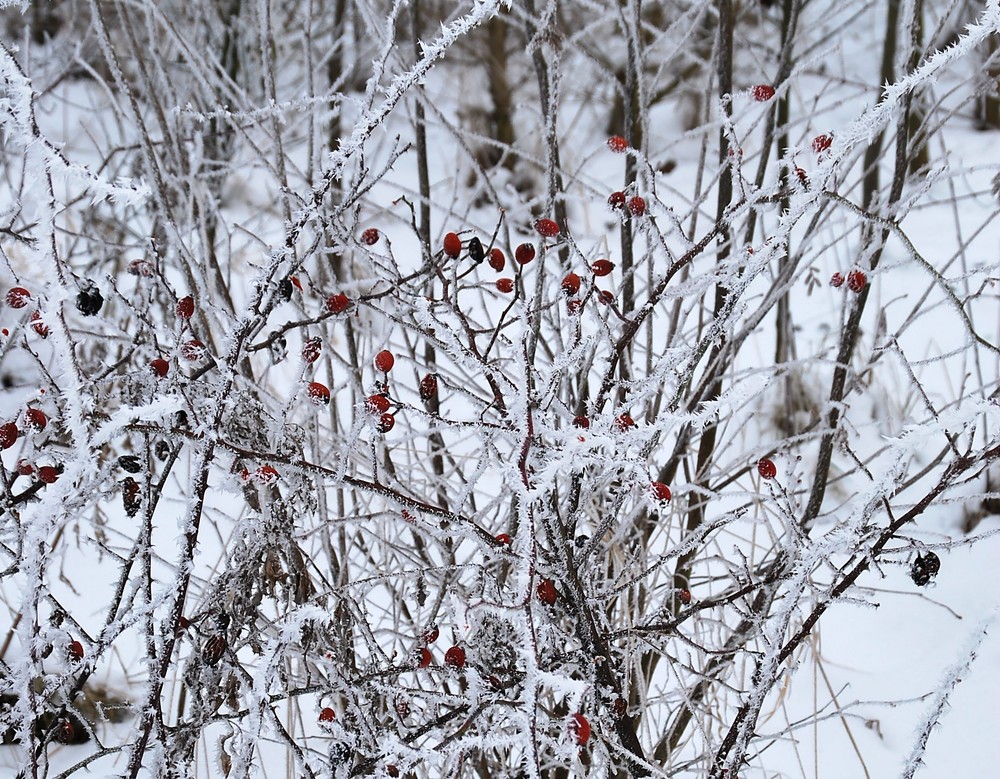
[607,192,646,216]
[830,269,867,292]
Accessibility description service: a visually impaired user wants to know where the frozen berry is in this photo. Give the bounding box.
[278,278,294,301]
[561,273,581,296]
[443,232,462,259]
[830,272,845,288]
[811,134,832,153]
[608,191,626,210]
[468,237,485,263]
[53,719,76,744]
[361,228,380,245]
[366,394,390,414]
[488,248,505,272]
[374,350,395,372]
[615,413,635,431]
[650,481,671,502]
[25,408,47,431]
[444,645,466,669]
[38,465,60,484]
[678,588,692,605]
[514,243,536,265]
[572,415,590,429]
[568,713,591,745]
[591,259,615,277]
[421,624,440,644]
[68,640,84,661]
[535,218,560,237]
[0,423,18,450]
[607,135,628,153]
[128,259,155,277]
[847,269,867,292]
[419,374,438,402]
[255,465,279,484]
[495,533,512,546]
[319,707,336,722]
[150,358,169,378]
[307,381,331,405]
[30,311,48,338]
[180,339,206,361]
[302,337,321,363]
[757,458,776,480]
[326,293,351,314]
[75,283,103,316]
[752,84,775,101]
[118,455,141,474]
[496,278,514,293]
[627,196,646,216]
[567,298,583,315]
[122,477,141,516]
[413,647,432,668]
[16,460,33,476]
[597,290,615,305]
[6,287,30,309]
[536,578,557,605]
[377,413,395,433]
[176,296,195,318]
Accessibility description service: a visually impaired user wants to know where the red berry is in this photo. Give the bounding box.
[615,413,635,431]
[610,698,628,719]
[0,423,19,450]
[811,134,832,153]
[326,293,351,314]
[361,228,380,246]
[795,166,809,185]
[597,290,615,306]
[752,84,775,102]
[16,460,33,476]
[568,713,591,745]
[180,339,206,361]
[54,719,75,745]
[495,532,512,546]
[514,243,536,265]
[419,374,438,402]
[366,394,390,414]
[307,381,331,405]
[443,232,462,259]
[413,647,432,668]
[847,269,867,292]
[255,465,280,484]
[678,588,692,605]
[561,273,581,296]
[650,481,671,502]
[607,135,628,153]
[830,272,845,288]
[38,465,60,484]
[387,765,400,778]
[535,218,560,237]
[591,259,615,277]
[374,350,395,372]
[318,707,336,723]
[150,358,170,378]
[6,287,30,309]
[25,408,47,431]
[377,413,395,433]
[608,191,626,210]
[488,248,505,272]
[444,645,466,669]
[302,337,322,363]
[68,640,84,661]
[496,278,514,293]
[421,624,440,644]
[572,415,590,429]
[627,196,646,216]
[30,311,48,338]
[757,458,777,480]
[567,298,583,315]
[176,296,194,318]
[536,578,557,605]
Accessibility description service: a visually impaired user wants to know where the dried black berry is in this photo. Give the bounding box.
[468,237,485,264]
[75,282,103,316]
[118,455,141,474]
[279,278,293,301]
[122,477,141,517]
[173,410,188,428]
[155,441,170,461]
[910,551,941,586]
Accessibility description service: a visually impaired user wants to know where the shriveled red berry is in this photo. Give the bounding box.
[443,232,462,258]
[847,269,867,292]
[650,481,671,502]
[421,624,440,644]
[607,135,628,153]
[568,713,591,745]
[180,339,206,361]
[6,287,30,309]
[757,458,776,480]
[496,278,514,293]
[25,408,47,431]
[30,311,48,338]
[307,381,331,405]
[128,259,155,277]
[302,337,322,363]
[150,358,169,378]
[0,423,20,450]
[419,374,438,402]
[752,84,775,101]
[514,243,536,265]
[597,290,615,305]
[361,228,380,246]
[444,645,466,669]
[535,218,560,237]
[627,196,646,216]
[176,296,195,318]
[366,394,390,414]
[68,640,84,661]
[536,578,557,605]
[608,191,626,210]
[615,413,635,431]
[811,134,832,153]
[488,248,505,272]
[16,460,33,476]
[326,293,351,314]
[413,647,432,668]
[567,298,582,315]
[374,350,395,372]
[38,465,60,484]
[495,532,512,546]
[319,707,336,723]
[591,259,615,277]
[830,272,845,288]
[678,588,692,605]
[387,765,400,778]
[573,415,590,429]
[255,465,280,484]
[377,413,395,433]
[561,273,581,296]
